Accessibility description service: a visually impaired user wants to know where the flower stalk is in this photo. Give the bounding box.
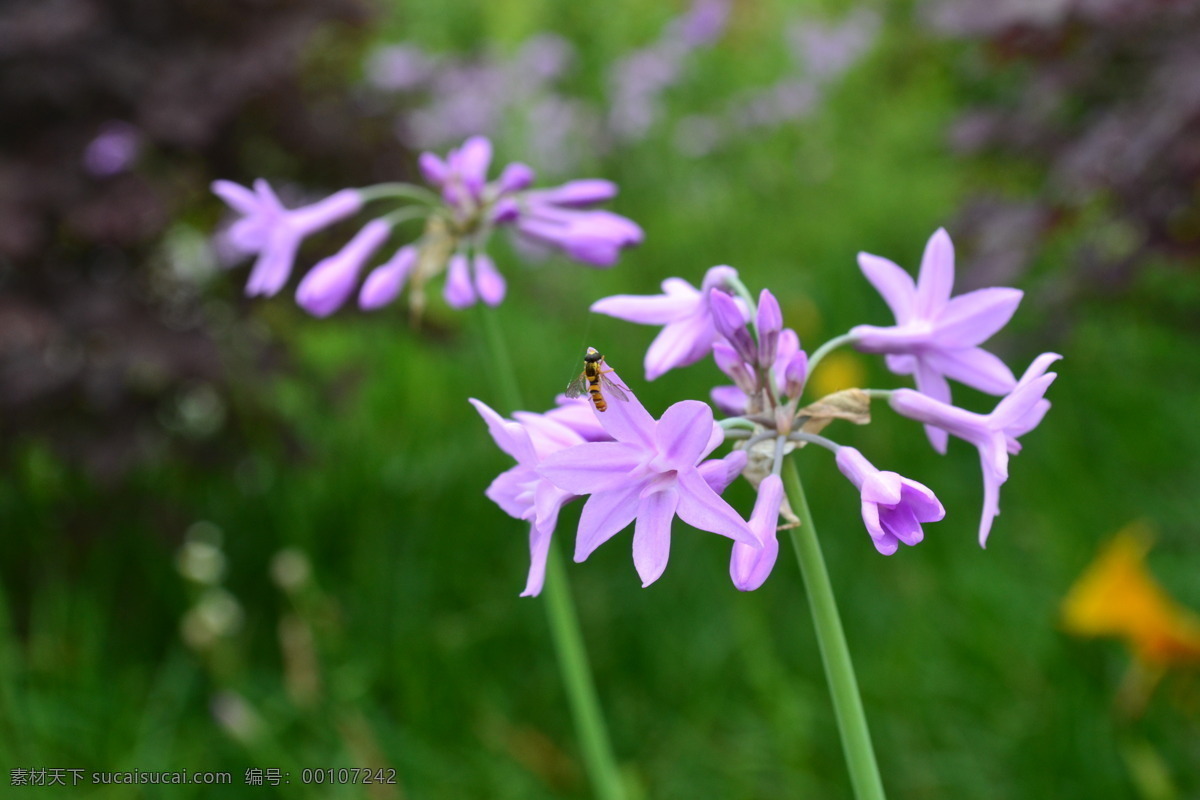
[477,307,626,800]
[782,456,886,800]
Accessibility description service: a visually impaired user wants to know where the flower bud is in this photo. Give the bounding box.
[756,289,782,366]
[709,289,755,363]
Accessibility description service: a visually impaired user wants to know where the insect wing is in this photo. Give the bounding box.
[565,372,590,399]
[599,373,629,402]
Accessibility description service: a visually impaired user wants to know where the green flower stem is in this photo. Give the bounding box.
[356,182,442,205]
[478,307,626,800]
[781,457,886,800]
[806,332,858,379]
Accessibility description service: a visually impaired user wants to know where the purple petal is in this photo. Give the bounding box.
[246,231,300,297]
[583,364,656,447]
[860,500,897,554]
[575,484,642,561]
[652,401,716,471]
[898,478,945,522]
[485,467,535,521]
[457,136,493,196]
[469,398,536,464]
[520,519,554,597]
[978,457,1005,547]
[538,441,645,494]
[698,450,748,494]
[211,180,260,216]
[914,228,955,318]
[644,313,716,381]
[524,179,618,207]
[877,503,924,547]
[924,347,1017,396]
[935,287,1023,347]
[913,360,953,454]
[359,245,417,310]
[472,252,506,306]
[674,469,756,545]
[443,253,477,308]
[497,162,535,193]
[632,487,679,586]
[419,152,448,186]
[590,278,700,325]
[857,252,916,324]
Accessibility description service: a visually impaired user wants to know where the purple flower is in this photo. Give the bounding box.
[359,245,417,310]
[295,219,391,317]
[850,228,1024,453]
[212,179,363,297]
[888,353,1061,546]
[470,398,585,597]
[835,447,945,555]
[83,121,142,177]
[590,266,741,381]
[730,474,783,591]
[538,366,758,587]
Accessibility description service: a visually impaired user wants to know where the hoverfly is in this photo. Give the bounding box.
[565,347,628,412]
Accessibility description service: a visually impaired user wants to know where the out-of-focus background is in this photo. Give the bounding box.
[2,0,1199,797]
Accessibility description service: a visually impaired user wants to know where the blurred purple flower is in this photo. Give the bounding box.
[470,398,585,597]
[366,45,437,91]
[889,353,1061,546]
[591,265,741,381]
[212,179,362,297]
[295,219,391,317]
[670,0,732,47]
[83,121,142,177]
[835,446,945,555]
[730,473,783,591]
[850,228,1024,453]
[538,366,757,587]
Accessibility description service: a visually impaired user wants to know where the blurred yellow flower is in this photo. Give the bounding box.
[809,350,867,398]
[1061,522,1200,667]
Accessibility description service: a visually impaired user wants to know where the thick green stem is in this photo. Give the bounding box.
[477,307,626,800]
[782,457,886,800]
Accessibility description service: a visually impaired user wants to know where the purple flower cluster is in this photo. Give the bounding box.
[212,136,642,317]
[476,228,1059,594]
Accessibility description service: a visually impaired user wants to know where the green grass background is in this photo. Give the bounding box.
[1,1,1198,797]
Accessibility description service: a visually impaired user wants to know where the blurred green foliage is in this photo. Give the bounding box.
[1,1,1198,798]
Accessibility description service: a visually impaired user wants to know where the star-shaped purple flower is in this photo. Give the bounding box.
[834,447,945,555]
[537,365,757,587]
[212,179,363,298]
[850,228,1024,453]
[590,265,742,381]
[888,353,1061,546]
